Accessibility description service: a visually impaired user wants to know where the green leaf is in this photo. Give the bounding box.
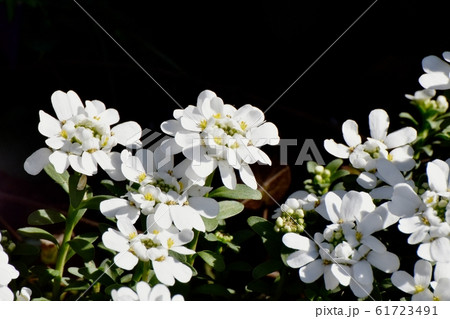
[79,195,114,210]
[13,243,40,256]
[325,159,343,174]
[44,163,70,193]
[247,216,278,241]
[204,233,219,242]
[68,238,96,262]
[217,201,244,220]
[27,209,66,226]
[201,216,218,232]
[64,281,91,292]
[18,227,59,246]
[69,173,87,208]
[197,250,225,272]
[330,169,350,183]
[399,112,419,126]
[252,259,283,279]
[208,184,262,200]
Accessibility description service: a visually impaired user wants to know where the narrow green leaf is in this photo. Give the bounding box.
[18,227,58,246]
[217,201,244,220]
[44,163,69,193]
[28,209,66,226]
[197,250,225,272]
[208,184,262,200]
[399,112,419,126]
[325,159,343,174]
[69,173,86,208]
[330,169,350,183]
[252,259,282,279]
[68,238,96,262]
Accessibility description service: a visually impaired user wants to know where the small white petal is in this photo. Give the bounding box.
[323,140,350,158]
[414,259,432,288]
[24,148,52,175]
[356,172,378,189]
[38,110,61,137]
[367,251,399,273]
[384,127,417,149]
[299,259,324,283]
[114,251,139,270]
[342,120,361,148]
[353,260,374,286]
[188,197,219,219]
[369,109,389,141]
[49,150,69,174]
[391,271,416,294]
[112,121,142,146]
[218,160,237,189]
[51,90,74,121]
[239,164,257,189]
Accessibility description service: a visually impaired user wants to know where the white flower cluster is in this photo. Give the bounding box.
[324,109,417,189]
[0,233,31,301]
[161,90,280,189]
[24,90,142,179]
[282,191,400,298]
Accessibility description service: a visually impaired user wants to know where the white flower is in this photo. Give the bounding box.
[111,282,184,301]
[102,148,219,232]
[419,52,450,90]
[388,159,450,262]
[24,90,142,180]
[161,90,279,189]
[324,109,417,189]
[405,89,449,113]
[391,259,433,301]
[102,217,152,270]
[15,287,32,301]
[0,250,19,287]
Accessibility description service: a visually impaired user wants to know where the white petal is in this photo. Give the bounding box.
[250,122,280,146]
[361,235,386,253]
[114,251,138,271]
[356,172,378,189]
[218,160,237,189]
[0,286,14,301]
[384,127,417,149]
[376,159,404,186]
[388,183,422,217]
[431,237,450,262]
[112,121,142,146]
[389,145,416,172]
[49,150,69,174]
[350,278,373,298]
[51,90,74,121]
[135,281,151,301]
[100,198,139,223]
[97,108,120,126]
[331,264,352,286]
[419,73,450,90]
[369,186,393,200]
[24,148,52,175]
[427,160,449,194]
[323,140,350,159]
[423,55,450,73]
[417,242,433,261]
[93,150,115,170]
[154,204,173,229]
[38,110,61,137]
[117,218,137,237]
[434,278,450,300]
[391,271,416,294]
[161,119,183,136]
[81,152,98,175]
[105,152,126,181]
[367,251,399,273]
[414,259,432,288]
[172,258,193,283]
[286,250,318,268]
[153,260,175,286]
[321,191,342,223]
[148,284,171,301]
[188,197,219,219]
[434,262,450,281]
[67,90,84,115]
[340,191,364,222]
[102,229,129,252]
[171,206,205,232]
[342,120,361,148]
[369,109,389,141]
[239,164,257,189]
[353,260,374,286]
[299,259,324,283]
[282,233,315,251]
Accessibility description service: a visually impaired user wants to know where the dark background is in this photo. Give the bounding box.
[1,0,450,223]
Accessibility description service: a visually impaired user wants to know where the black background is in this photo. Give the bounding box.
[1,0,450,202]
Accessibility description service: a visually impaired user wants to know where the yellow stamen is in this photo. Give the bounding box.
[214,137,223,145]
[213,113,221,119]
[240,121,247,131]
[387,153,393,161]
[199,119,207,130]
[129,232,137,240]
[138,173,147,183]
[60,130,68,139]
[167,238,174,249]
[144,193,154,201]
[155,256,166,262]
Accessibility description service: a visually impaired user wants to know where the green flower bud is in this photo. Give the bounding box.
[314,165,324,174]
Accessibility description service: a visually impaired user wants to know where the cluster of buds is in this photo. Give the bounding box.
[274,205,306,234]
[406,89,449,114]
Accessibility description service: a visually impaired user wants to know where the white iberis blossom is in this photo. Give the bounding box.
[100,148,219,231]
[389,159,450,263]
[160,90,280,189]
[324,109,417,189]
[419,51,450,90]
[102,216,194,286]
[24,90,142,180]
[283,191,399,298]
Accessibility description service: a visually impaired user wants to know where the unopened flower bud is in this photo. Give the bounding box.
[314,165,324,175]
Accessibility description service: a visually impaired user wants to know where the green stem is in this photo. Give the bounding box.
[187,230,200,266]
[52,206,78,300]
[141,261,151,282]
